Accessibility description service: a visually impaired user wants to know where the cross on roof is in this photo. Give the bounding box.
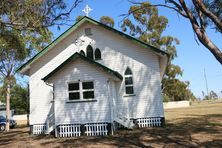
[82,5,92,17]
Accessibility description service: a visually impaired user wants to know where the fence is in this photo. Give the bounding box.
[163,100,190,109]
[85,123,108,136]
[56,123,109,137]
[32,124,47,135]
[137,117,161,127]
[57,124,81,137]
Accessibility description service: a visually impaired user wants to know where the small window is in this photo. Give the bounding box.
[85,28,92,36]
[124,67,134,95]
[82,81,94,99]
[68,81,94,101]
[95,48,101,60]
[68,83,80,100]
[86,45,94,59]
[80,50,85,56]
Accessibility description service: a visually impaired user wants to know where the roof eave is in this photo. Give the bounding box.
[16,16,89,74]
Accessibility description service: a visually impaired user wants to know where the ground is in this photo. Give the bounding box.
[0,101,222,148]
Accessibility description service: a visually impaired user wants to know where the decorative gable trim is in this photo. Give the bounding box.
[42,52,123,81]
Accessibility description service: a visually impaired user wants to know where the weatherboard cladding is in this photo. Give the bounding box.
[27,17,165,125]
[17,16,169,73]
[89,23,164,118]
[51,60,113,124]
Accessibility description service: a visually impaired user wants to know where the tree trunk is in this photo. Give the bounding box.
[5,83,10,131]
[195,28,222,64]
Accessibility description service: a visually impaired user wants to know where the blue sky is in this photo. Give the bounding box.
[48,0,222,98]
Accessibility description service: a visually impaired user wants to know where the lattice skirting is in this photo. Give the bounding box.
[57,124,81,137]
[56,122,111,137]
[31,124,47,135]
[135,117,165,127]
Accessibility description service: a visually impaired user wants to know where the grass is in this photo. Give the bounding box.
[0,101,222,147]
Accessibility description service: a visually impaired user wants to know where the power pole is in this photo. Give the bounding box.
[204,68,209,98]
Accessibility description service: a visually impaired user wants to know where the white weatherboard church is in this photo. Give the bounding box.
[18,16,169,137]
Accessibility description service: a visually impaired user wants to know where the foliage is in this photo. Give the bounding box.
[76,15,84,22]
[0,0,82,131]
[203,90,219,100]
[0,0,83,31]
[100,16,115,28]
[209,90,218,99]
[129,0,222,64]
[11,84,29,115]
[121,2,196,102]
[0,84,29,115]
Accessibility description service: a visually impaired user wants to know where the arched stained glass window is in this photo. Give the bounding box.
[86,45,94,59]
[124,67,134,94]
[95,48,101,60]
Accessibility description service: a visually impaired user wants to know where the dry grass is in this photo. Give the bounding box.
[0,101,222,148]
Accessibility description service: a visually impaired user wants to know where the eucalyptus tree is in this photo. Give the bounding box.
[128,0,222,64]
[100,16,115,27]
[0,0,83,131]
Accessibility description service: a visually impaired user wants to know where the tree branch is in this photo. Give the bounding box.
[194,0,222,32]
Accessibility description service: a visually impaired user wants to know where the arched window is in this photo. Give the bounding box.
[80,50,85,56]
[95,48,101,60]
[86,45,94,59]
[124,67,134,94]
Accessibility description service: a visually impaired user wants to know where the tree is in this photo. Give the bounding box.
[209,90,218,99]
[121,2,196,102]
[0,0,83,32]
[76,15,84,22]
[0,29,32,131]
[100,16,115,27]
[10,84,29,115]
[0,84,29,115]
[0,0,82,131]
[128,0,222,64]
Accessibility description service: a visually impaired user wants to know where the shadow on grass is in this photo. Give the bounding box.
[54,114,222,147]
[0,114,221,147]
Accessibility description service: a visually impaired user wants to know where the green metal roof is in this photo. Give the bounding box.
[17,16,169,73]
[42,52,123,81]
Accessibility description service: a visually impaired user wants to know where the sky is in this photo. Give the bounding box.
[47,0,222,98]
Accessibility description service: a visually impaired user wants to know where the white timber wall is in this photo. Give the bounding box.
[47,60,116,124]
[28,21,165,125]
[29,24,88,125]
[82,23,164,119]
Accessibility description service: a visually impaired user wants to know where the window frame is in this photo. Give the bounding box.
[86,45,94,60]
[85,28,92,36]
[124,67,135,95]
[67,80,95,102]
[68,82,81,100]
[79,50,86,56]
[82,81,95,99]
[95,48,102,60]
